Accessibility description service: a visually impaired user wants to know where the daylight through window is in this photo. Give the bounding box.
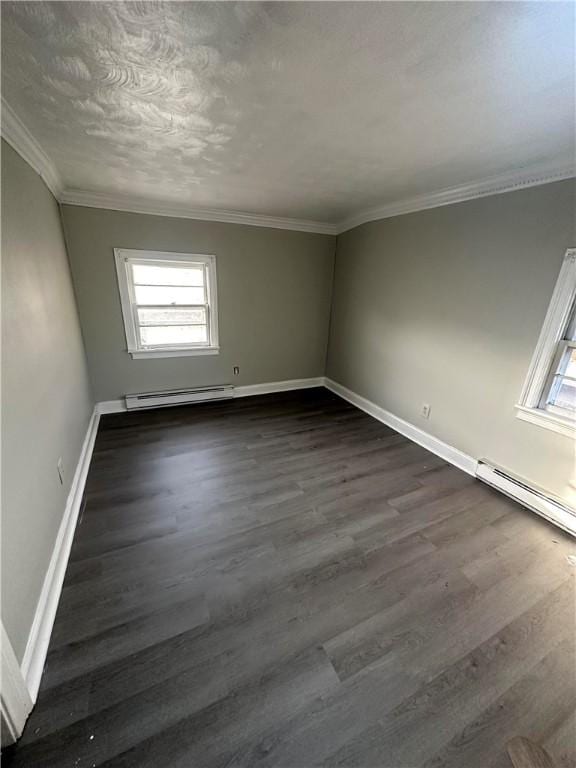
[114,250,219,358]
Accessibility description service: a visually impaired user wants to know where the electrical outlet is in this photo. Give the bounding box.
[57,457,64,485]
[421,403,431,419]
[233,366,240,376]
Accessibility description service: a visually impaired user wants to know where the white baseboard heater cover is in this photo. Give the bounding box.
[125,385,234,410]
[476,460,576,537]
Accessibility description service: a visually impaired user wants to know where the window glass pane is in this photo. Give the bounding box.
[140,325,208,346]
[138,307,206,326]
[548,376,576,412]
[132,263,204,287]
[563,301,576,341]
[134,285,205,305]
[562,348,576,378]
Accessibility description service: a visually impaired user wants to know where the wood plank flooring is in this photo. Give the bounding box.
[5,388,576,767]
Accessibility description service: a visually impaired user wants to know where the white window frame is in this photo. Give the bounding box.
[516,248,576,438]
[114,248,219,359]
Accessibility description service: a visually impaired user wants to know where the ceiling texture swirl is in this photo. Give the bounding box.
[1,1,574,232]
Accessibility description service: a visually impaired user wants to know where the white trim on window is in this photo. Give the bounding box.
[129,347,220,359]
[113,249,219,358]
[515,403,575,439]
[516,248,576,438]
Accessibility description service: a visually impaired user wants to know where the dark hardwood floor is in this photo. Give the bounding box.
[6,388,576,767]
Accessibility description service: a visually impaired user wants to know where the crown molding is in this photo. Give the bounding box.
[0,97,337,235]
[2,98,573,237]
[1,98,62,198]
[336,165,576,234]
[58,188,339,235]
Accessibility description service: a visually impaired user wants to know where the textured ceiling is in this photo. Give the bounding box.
[1,1,574,224]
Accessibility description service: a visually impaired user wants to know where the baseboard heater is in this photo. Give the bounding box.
[125,385,234,411]
[476,460,576,537]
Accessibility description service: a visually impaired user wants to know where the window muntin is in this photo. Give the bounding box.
[114,250,218,357]
[541,304,576,415]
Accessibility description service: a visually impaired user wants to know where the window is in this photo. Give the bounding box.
[114,249,219,358]
[517,248,576,437]
[541,303,576,415]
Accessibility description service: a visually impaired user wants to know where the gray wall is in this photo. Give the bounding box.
[61,206,336,402]
[3,135,572,668]
[1,141,93,661]
[327,179,575,503]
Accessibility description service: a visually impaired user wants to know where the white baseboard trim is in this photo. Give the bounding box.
[476,461,576,537]
[96,378,326,414]
[96,399,127,414]
[14,378,572,722]
[235,377,325,398]
[20,407,100,702]
[324,378,576,535]
[324,377,478,476]
[1,623,33,745]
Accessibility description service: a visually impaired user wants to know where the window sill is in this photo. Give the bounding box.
[129,346,220,359]
[515,404,575,439]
